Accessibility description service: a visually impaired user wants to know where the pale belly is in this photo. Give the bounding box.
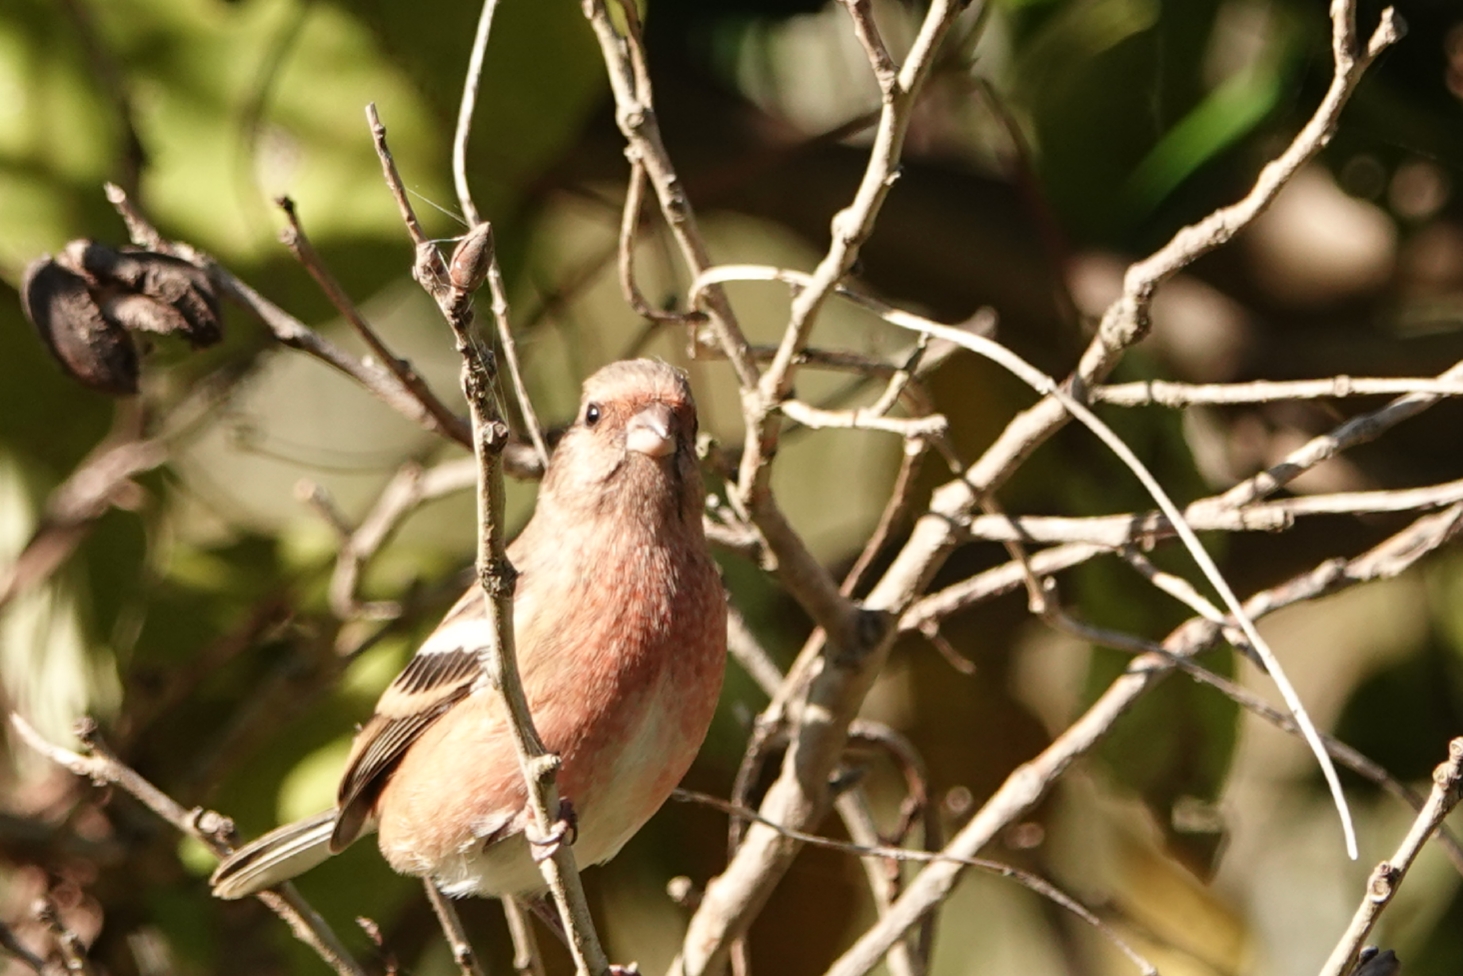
[429,662,713,898]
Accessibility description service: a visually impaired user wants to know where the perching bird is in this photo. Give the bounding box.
[211,359,726,899]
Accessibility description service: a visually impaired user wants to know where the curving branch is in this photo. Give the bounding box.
[298,457,481,621]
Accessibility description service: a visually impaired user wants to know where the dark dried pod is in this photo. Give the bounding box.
[20,257,139,395]
[98,291,193,337]
[448,222,494,293]
[69,240,221,347]
[1352,947,1401,976]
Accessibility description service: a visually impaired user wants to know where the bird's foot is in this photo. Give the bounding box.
[527,799,578,862]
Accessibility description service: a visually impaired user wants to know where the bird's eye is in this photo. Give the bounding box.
[584,403,602,427]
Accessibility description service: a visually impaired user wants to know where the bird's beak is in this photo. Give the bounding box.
[625,402,676,458]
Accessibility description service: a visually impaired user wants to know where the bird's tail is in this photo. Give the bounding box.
[210,809,341,899]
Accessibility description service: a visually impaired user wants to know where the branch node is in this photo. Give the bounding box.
[1368,8,1405,57]
[1367,864,1398,903]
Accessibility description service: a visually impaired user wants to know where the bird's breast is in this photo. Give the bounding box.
[519,531,726,862]
[386,522,726,897]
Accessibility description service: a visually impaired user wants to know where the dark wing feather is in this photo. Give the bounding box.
[390,645,481,696]
[331,639,484,850]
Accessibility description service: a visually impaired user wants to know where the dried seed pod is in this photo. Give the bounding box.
[69,240,221,346]
[20,257,139,395]
[98,291,193,337]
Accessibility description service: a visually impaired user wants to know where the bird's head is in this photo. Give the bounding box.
[539,359,703,525]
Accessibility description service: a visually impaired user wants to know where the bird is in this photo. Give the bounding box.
[211,359,727,900]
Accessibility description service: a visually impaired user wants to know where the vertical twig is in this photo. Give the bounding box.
[617,160,702,325]
[580,0,757,386]
[33,898,96,976]
[425,882,488,976]
[1318,738,1463,976]
[454,0,501,227]
[450,0,549,467]
[483,235,551,470]
[367,104,609,976]
[504,897,548,976]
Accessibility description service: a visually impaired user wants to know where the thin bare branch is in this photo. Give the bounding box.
[9,714,365,976]
[504,897,547,976]
[778,399,948,440]
[483,231,551,470]
[1093,376,1463,407]
[454,0,501,227]
[695,261,1360,858]
[901,542,1104,632]
[618,161,702,325]
[367,104,609,976]
[725,603,784,699]
[580,0,757,386]
[674,789,1156,976]
[838,0,898,92]
[304,458,479,620]
[959,480,1463,548]
[425,882,488,976]
[842,440,927,597]
[1213,355,1463,512]
[835,791,925,976]
[1319,738,1463,976]
[356,916,400,976]
[825,502,1463,976]
[275,196,469,444]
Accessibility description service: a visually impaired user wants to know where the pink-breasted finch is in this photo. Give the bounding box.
[210,359,726,899]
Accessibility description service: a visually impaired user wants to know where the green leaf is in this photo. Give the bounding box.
[1124,52,1287,213]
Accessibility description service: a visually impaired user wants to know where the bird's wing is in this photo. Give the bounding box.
[331,534,552,852]
[331,590,489,850]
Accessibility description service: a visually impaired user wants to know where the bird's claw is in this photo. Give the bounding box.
[527,799,578,862]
